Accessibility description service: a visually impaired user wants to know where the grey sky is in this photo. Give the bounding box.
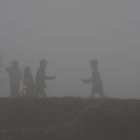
[0,0,140,98]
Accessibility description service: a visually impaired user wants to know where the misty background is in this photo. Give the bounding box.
[0,0,140,98]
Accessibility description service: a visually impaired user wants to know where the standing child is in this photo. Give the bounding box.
[82,59,105,98]
[36,59,56,97]
[23,66,37,97]
[6,61,22,97]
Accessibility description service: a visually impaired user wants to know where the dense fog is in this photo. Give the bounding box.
[0,0,140,98]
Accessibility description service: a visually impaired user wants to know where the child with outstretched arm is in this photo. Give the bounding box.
[36,59,56,97]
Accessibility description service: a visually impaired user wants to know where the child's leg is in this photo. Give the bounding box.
[32,87,38,97]
[90,88,96,98]
[98,89,107,98]
[39,88,47,97]
[10,85,20,97]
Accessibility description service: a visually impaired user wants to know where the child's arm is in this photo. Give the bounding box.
[42,71,56,80]
[0,77,5,84]
[45,75,56,80]
[82,78,93,84]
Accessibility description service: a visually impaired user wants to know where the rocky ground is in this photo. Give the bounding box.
[0,97,139,140]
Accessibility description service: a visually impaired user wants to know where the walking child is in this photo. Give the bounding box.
[36,59,56,97]
[82,59,105,98]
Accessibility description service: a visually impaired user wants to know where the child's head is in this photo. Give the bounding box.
[40,59,48,69]
[24,66,31,74]
[11,60,18,68]
[90,59,98,69]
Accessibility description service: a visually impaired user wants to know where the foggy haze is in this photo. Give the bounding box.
[0,0,140,98]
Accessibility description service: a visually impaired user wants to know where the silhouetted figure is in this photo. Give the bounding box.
[6,61,22,97]
[82,59,105,98]
[36,59,56,97]
[23,66,37,97]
